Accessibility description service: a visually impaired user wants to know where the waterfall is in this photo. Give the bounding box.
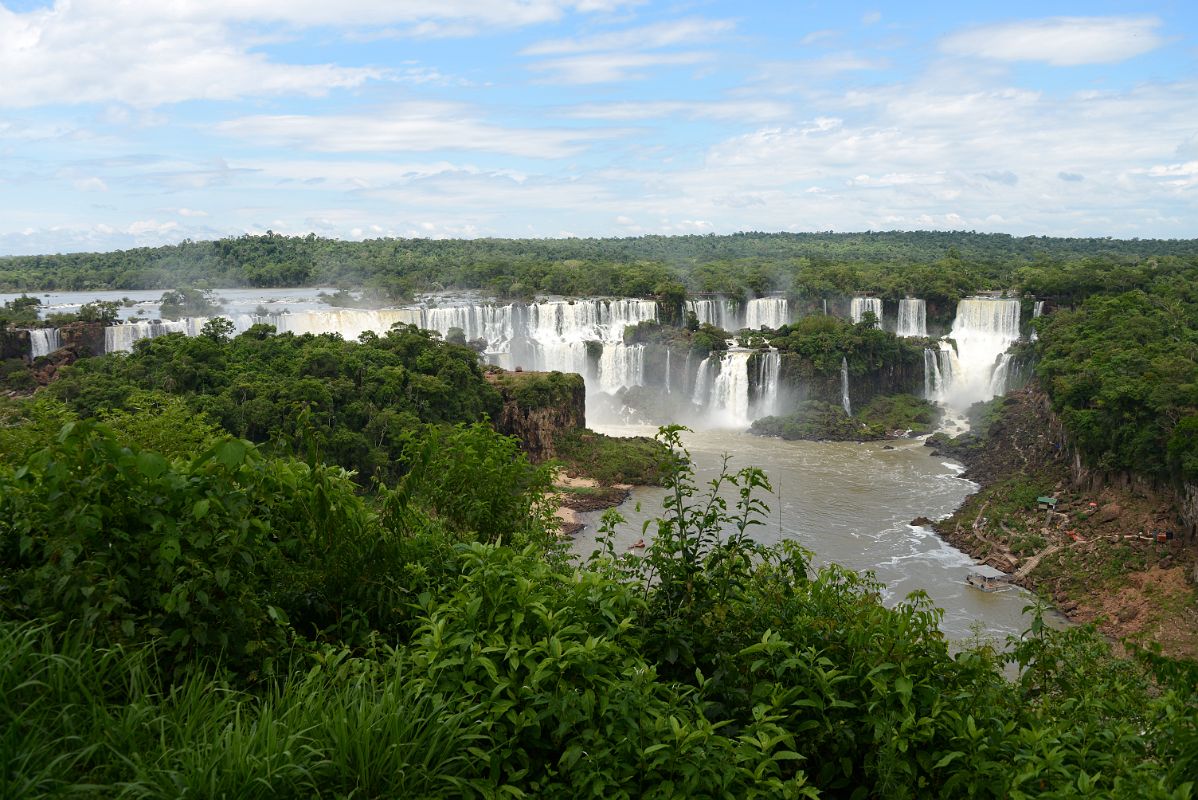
[896,298,926,337]
[596,344,645,393]
[743,297,789,330]
[840,357,851,416]
[822,299,827,315]
[664,348,671,394]
[850,297,883,328]
[924,348,943,401]
[923,344,956,402]
[691,356,716,406]
[687,298,740,331]
[28,328,61,358]
[751,350,781,418]
[104,319,199,353]
[1030,300,1045,342]
[941,298,1021,408]
[707,351,753,428]
[97,297,663,399]
[989,353,1014,397]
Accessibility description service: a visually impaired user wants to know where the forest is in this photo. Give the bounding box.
[1,232,1197,796]
[3,230,1198,305]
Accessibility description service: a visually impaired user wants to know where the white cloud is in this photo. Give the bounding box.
[528,51,709,83]
[564,100,791,122]
[799,29,837,46]
[0,0,646,108]
[523,16,732,83]
[72,177,108,192]
[0,3,383,108]
[215,103,617,157]
[523,17,733,55]
[940,16,1163,66]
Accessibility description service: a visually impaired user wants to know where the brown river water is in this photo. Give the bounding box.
[571,426,1047,646]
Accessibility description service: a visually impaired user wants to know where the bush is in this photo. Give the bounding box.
[0,422,373,678]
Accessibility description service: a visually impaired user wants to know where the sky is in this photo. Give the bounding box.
[0,0,1196,255]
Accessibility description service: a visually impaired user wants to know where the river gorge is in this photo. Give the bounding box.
[4,286,1046,643]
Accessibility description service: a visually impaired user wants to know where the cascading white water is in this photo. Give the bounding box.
[597,344,645,393]
[105,319,201,353]
[751,350,782,418]
[691,356,716,406]
[1030,300,1044,341]
[850,297,883,328]
[706,351,753,428]
[743,298,789,330]
[840,357,851,415]
[922,343,958,403]
[28,328,61,358]
[942,298,1021,409]
[664,348,671,394]
[687,298,740,331]
[989,353,1014,397]
[896,298,926,337]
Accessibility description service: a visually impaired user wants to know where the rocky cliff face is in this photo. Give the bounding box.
[0,329,31,360]
[487,370,586,462]
[779,352,924,409]
[59,322,106,357]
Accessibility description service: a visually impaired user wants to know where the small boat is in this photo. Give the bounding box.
[628,538,646,550]
[966,572,1011,592]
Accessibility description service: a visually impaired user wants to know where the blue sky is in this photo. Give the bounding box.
[1,0,1195,254]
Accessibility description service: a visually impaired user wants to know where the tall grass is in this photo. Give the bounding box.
[0,622,489,798]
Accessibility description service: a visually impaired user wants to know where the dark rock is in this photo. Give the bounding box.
[910,516,933,527]
[488,371,586,462]
[1096,503,1122,524]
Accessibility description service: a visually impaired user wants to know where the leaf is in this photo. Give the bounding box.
[136,451,168,479]
[158,537,181,565]
[215,440,247,469]
[192,499,210,519]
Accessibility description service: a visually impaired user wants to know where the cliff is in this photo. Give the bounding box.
[930,385,1198,659]
[486,370,586,462]
[59,322,106,357]
[0,329,31,360]
[778,350,924,409]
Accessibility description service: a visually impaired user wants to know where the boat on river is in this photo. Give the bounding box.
[966,572,1012,592]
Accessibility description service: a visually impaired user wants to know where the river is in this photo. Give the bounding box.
[572,425,1042,646]
[6,286,1044,645]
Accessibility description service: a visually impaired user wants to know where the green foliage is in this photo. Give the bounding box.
[0,623,486,798]
[0,422,373,676]
[0,294,41,326]
[0,420,1194,796]
[0,397,77,461]
[1037,289,1198,483]
[47,323,502,483]
[752,394,937,441]
[770,313,925,378]
[489,368,584,410]
[552,428,672,485]
[97,390,224,458]
[392,422,556,545]
[159,287,221,320]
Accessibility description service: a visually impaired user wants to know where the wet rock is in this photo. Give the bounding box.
[910,516,933,527]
